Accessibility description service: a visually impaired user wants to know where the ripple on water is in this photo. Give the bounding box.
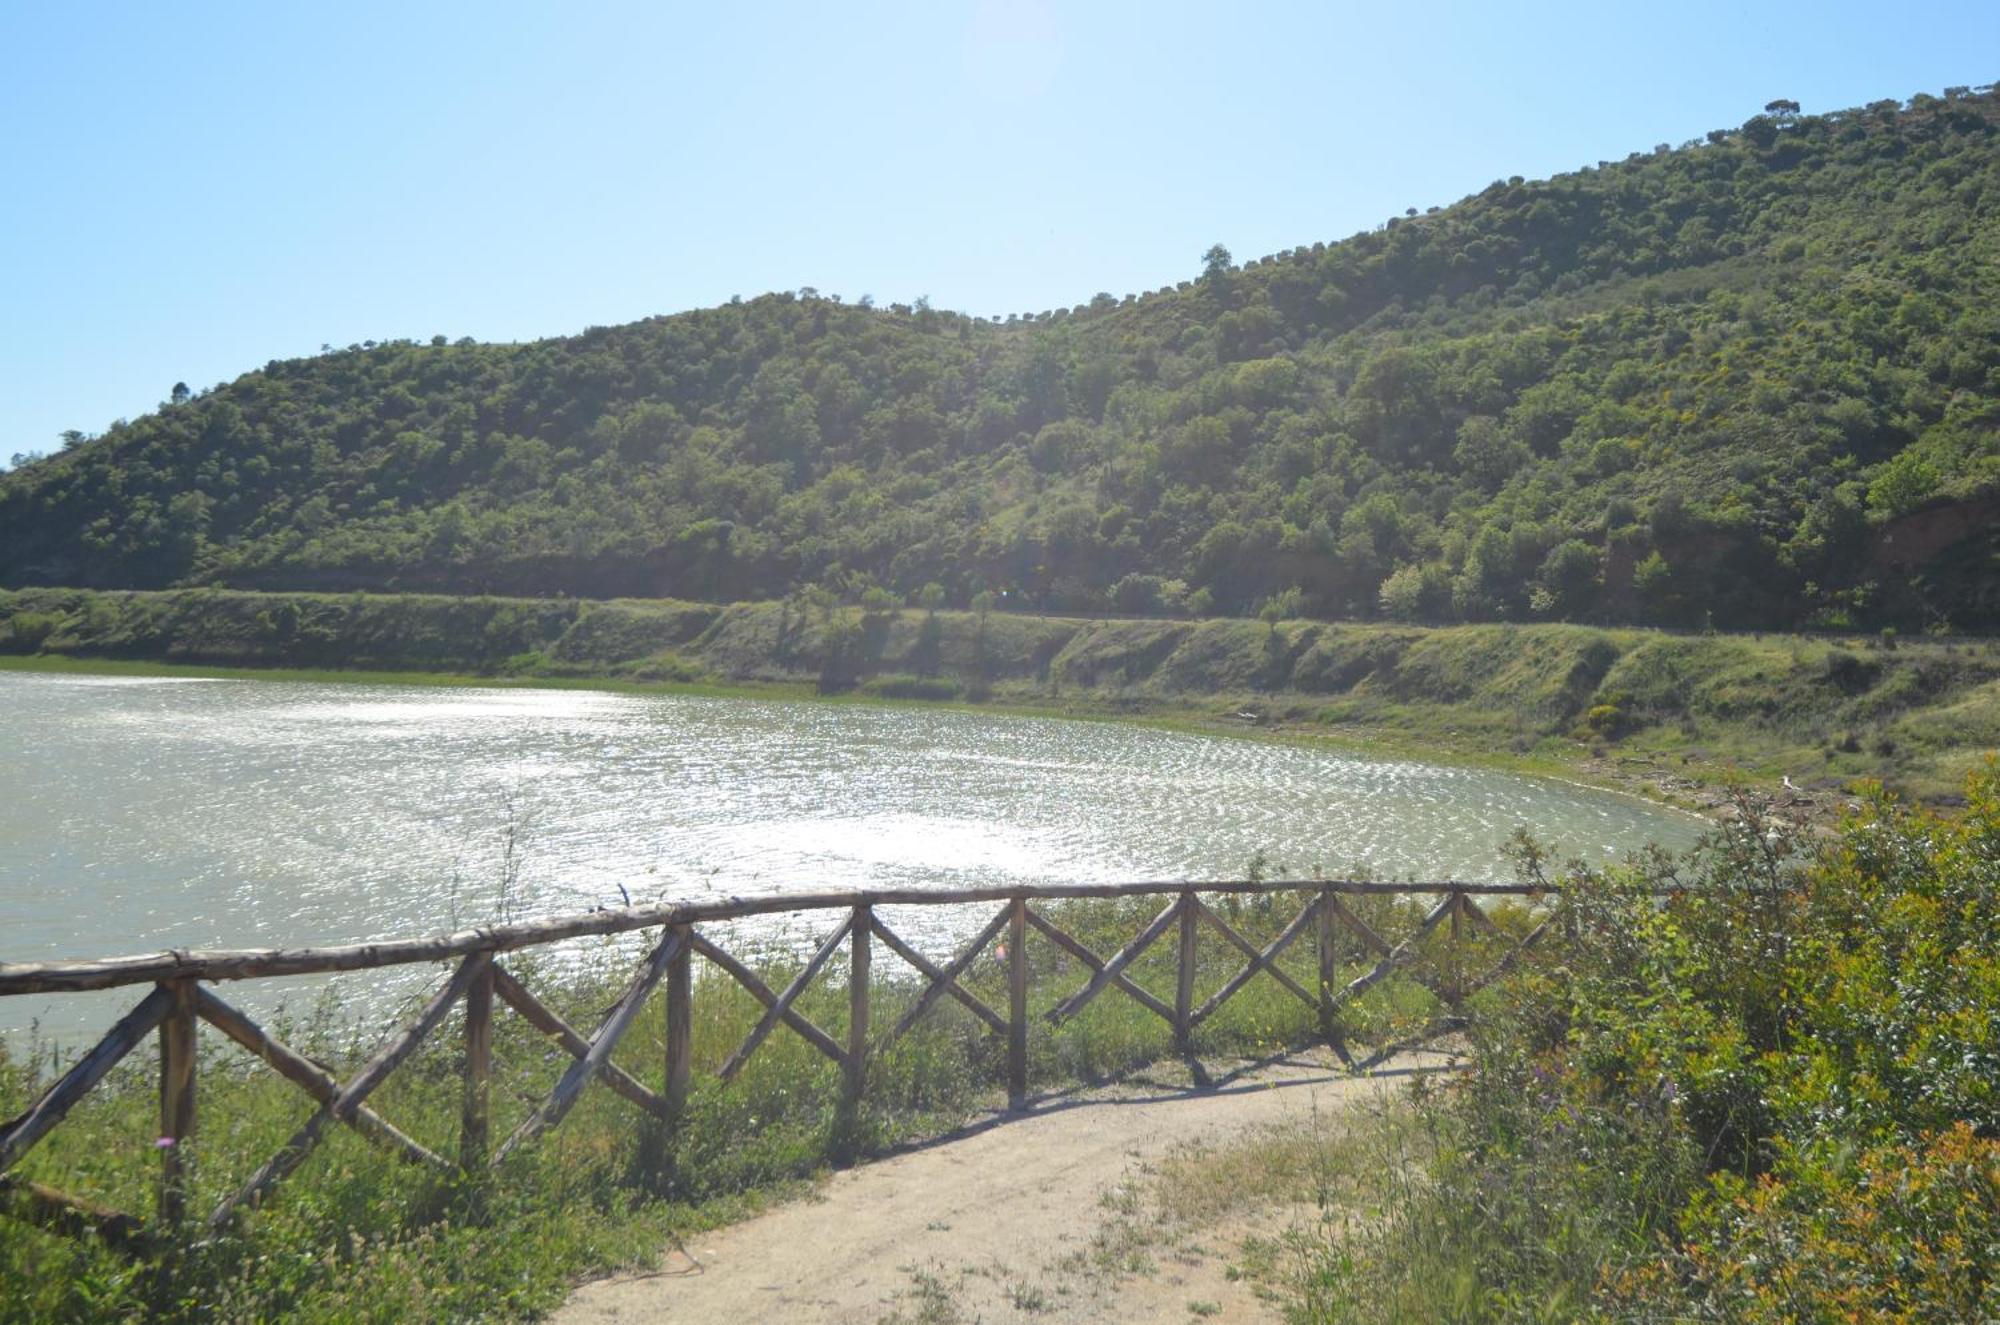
[0,673,1706,1037]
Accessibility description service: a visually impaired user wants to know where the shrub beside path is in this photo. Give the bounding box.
[552,1049,1440,1324]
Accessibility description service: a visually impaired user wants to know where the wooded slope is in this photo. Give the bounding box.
[5,87,1998,630]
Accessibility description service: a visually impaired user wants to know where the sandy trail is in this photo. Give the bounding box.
[552,1049,1441,1325]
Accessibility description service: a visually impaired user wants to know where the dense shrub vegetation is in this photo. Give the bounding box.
[6,89,1999,631]
[1300,768,2000,1322]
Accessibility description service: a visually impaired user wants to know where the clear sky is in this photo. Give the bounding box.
[2,1,1994,462]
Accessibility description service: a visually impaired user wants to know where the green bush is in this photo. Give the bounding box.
[0,611,58,653]
[1295,766,2000,1322]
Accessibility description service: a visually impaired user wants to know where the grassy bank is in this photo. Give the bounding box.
[5,586,1999,803]
[0,891,1499,1325]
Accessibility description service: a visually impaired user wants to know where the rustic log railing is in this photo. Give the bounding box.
[0,878,1555,1251]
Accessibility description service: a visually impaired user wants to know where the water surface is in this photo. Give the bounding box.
[0,671,1703,1036]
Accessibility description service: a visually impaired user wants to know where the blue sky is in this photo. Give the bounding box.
[2,1,1994,461]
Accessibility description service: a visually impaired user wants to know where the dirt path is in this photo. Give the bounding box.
[553,1049,1444,1324]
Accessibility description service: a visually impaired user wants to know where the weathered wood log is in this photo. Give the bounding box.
[1315,888,1356,1068]
[664,925,692,1122]
[1197,900,1320,1007]
[1190,899,1319,1027]
[1047,897,1181,1025]
[0,1175,145,1252]
[1325,895,1393,957]
[715,917,850,1082]
[870,916,1007,1038]
[194,988,446,1169]
[1455,891,1505,938]
[157,979,197,1225]
[0,987,170,1175]
[1174,896,1198,1055]
[1405,894,1527,1011]
[1446,890,1466,1009]
[0,881,1566,995]
[1025,910,1175,1026]
[1008,898,1028,1110]
[1317,887,1336,1005]
[461,960,494,1170]
[489,967,670,1119]
[845,907,870,1110]
[1357,913,1556,1069]
[210,952,487,1230]
[890,905,1011,1041]
[1450,915,1555,1005]
[497,931,684,1160]
[693,934,846,1072]
[1325,894,1459,1019]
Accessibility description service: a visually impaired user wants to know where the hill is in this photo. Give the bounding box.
[5,86,1999,631]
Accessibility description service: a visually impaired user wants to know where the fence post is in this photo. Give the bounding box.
[634,924,695,1190]
[158,978,197,1226]
[1174,892,1197,1056]
[1317,886,1336,1043]
[665,924,692,1124]
[1008,897,1028,1109]
[461,956,493,1170]
[1447,891,1464,1012]
[846,906,870,1113]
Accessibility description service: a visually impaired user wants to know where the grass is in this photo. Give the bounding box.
[0,891,1505,1325]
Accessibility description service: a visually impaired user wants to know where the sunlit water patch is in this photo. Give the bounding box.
[0,672,1704,1038]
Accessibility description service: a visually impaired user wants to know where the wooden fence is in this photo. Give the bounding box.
[0,879,1555,1251]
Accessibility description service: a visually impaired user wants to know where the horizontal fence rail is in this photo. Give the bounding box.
[0,879,1564,1253]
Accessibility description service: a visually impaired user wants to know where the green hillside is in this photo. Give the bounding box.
[5,87,1999,630]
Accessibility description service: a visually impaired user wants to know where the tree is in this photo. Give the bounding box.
[1633,550,1678,620]
[170,382,190,406]
[1379,563,1448,621]
[1201,244,1234,294]
[1257,587,1304,636]
[969,589,997,676]
[1535,540,1602,618]
[1867,450,1940,518]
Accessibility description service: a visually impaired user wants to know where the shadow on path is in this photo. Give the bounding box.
[874,1044,1464,1161]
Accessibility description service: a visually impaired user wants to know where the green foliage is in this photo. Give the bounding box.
[0,611,57,653]
[1294,768,2000,1322]
[6,91,2000,631]
[1867,446,1942,516]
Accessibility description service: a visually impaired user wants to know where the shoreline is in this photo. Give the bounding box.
[0,650,1731,826]
[9,582,1985,825]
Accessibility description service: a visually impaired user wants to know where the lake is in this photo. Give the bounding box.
[0,670,1705,1037]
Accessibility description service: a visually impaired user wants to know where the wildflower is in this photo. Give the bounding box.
[155,1136,177,1148]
